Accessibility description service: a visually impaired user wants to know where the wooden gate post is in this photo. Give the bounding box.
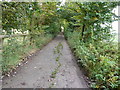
[0,37,3,51]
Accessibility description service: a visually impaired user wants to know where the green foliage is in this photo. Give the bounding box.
[62,2,119,88]
[1,1,120,89]
[2,2,61,75]
[45,22,60,36]
[66,31,119,88]
[60,2,119,42]
[2,2,61,35]
[2,34,53,74]
[2,2,20,34]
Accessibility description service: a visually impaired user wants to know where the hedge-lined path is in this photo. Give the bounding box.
[3,34,89,88]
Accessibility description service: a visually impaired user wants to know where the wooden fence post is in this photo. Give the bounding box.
[0,38,3,51]
[23,35,26,44]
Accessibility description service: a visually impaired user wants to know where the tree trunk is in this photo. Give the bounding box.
[82,24,85,42]
[29,15,33,45]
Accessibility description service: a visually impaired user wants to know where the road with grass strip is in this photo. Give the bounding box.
[2,34,89,88]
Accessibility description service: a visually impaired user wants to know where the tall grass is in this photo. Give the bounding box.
[2,34,53,74]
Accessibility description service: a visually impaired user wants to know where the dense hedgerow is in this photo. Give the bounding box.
[65,31,119,88]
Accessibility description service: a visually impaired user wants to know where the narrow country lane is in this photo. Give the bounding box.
[2,34,89,88]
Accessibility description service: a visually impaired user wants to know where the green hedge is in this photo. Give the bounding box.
[66,31,119,88]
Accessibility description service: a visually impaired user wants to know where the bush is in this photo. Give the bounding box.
[66,31,119,88]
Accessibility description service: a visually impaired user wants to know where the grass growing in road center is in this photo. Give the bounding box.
[49,42,63,88]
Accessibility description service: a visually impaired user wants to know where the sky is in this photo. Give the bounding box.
[112,6,118,42]
[112,6,118,33]
[60,0,66,6]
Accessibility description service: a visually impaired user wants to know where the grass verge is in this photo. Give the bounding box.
[2,34,53,76]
